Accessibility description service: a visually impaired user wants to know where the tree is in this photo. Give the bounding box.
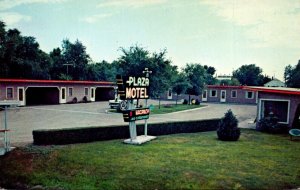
[0,24,51,79]
[217,109,240,141]
[172,73,191,105]
[86,60,117,81]
[284,64,293,85]
[61,39,91,80]
[218,77,240,86]
[183,63,206,104]
[116,45,177,98]
[232,64,264,86]
[204,65,217,85]
[50,47,64,79]
[285,60,300,88]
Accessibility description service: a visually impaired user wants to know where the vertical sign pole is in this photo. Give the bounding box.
[144,99,148,136]
[128,100,137,141]
[4,106,9,152]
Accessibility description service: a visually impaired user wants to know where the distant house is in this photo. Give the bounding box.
[244,86,300,128]
[264,78,286,87]
[0,79,115,106]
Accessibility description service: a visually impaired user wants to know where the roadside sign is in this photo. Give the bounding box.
[116,75,150,100]
[123,108,150,122]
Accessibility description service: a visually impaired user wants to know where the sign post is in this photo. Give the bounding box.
[0,101,19,156]
[117,73,156,145]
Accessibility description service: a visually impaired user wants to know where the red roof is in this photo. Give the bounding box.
[243,86,300,96]
[0,78,115,85]
[207,85,244,89]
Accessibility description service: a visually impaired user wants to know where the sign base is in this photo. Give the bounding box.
[124,135,156,145]
[0,147,14,156]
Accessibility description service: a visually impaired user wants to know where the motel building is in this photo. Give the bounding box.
[243,86,300,128]
[201,85,257,104]
[0,79,115,106]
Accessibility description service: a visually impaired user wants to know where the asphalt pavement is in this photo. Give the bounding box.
[0,100,256,145]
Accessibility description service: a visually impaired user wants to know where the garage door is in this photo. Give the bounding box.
[95,87,114,101]
[26,87,59,105]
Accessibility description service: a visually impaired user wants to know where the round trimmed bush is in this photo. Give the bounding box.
[217,109,240,141]
[183,99,188,104]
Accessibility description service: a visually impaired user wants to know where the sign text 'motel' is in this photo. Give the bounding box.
[117,75,149,100]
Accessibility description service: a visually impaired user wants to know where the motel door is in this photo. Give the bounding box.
[90,87,95,102]
[202,90,207,102]
[18,87,25,106]
[60,87,66,104]
[220,90,226,102]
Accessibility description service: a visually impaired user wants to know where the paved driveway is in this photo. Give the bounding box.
[0,101,256,145]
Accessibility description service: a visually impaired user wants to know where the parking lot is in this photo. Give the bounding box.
[0,100,256,145]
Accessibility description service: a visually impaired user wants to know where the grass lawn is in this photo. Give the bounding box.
[0,129,300,190]
[109,104,205,114]
[150,104,204,114]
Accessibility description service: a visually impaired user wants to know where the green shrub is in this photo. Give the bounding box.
[183,99,188,104]
[33,119,221,145]
[217,109,240,141]
[257,112,283,133]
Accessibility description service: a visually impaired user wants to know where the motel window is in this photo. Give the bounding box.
[68,88,73,97]
[210,90,217,97]
[85,88,89,96]
[245,91,254,99]
[231,90,237,98]
[261,100,289,123]
[6,87,13,99]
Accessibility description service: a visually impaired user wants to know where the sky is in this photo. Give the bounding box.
[0,0,300,81]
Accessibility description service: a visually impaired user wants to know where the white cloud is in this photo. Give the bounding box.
[202,0,300,48]
[97,0,167,9]
[0,12,31,26]
[80,13,113,24]
[0,0,68,11]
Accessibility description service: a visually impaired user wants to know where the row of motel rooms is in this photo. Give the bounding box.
[1,79,300,128]
[165,85,300,128]
[0,79,115,106]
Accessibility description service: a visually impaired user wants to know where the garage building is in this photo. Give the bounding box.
[0,79,115,106]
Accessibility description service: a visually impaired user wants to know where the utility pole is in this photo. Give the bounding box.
[63,63,74,80]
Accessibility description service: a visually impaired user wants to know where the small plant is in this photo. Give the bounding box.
[183,99,188,104]
[257,112,282,133]
[217,109,240,141]
[195,99,200,105]
[82,96,88,103]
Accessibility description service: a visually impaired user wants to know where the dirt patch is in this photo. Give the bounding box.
[0,148,34,189]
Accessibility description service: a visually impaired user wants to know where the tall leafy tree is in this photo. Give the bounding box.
[61,39,91,80]
[284,64,293,85]
[50,47,64,79]
[116,45,177,98]
[0,24,51,79]
[285,60,300,88]
[183,63,206,103]
[232,64,264,86]
[204,65,217,85]
[0,21,8,77]
[173,73,191,105]
[86,60,117,81]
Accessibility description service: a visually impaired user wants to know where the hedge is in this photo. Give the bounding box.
[33,118,221,145]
